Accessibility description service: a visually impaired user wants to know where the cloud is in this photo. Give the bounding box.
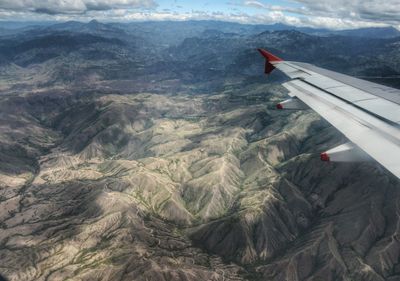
[0,7,395,31]
[0,0,399,30]
[92,8,386,30]
[292,0,400,22]
[243,1,266,9]
[0,0,157,14]
[232,0,400,29]
[252,1,399,25]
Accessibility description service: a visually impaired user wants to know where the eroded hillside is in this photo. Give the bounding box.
[1,21,400,281]
[1,78,399,281]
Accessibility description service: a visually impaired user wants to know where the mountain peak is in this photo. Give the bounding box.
[88,19,100,25]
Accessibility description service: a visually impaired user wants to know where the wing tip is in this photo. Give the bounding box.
[257,48,282,74]
[257,48,283,62]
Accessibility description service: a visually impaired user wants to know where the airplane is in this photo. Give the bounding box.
[258,48,400,179]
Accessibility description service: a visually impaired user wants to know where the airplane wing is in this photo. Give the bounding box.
[258,48,400,179]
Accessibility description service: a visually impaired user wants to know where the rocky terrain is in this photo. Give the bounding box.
[0,20,400,281]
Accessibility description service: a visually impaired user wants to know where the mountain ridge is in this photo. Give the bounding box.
[0,20,400,281]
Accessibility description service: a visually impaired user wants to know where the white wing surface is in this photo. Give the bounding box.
[258,48,400,179]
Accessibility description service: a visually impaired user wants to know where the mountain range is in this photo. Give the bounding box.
[0,20,400,281]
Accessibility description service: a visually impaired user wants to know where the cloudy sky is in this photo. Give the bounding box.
[0,0,399,30]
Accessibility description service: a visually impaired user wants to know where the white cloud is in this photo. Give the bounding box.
[243,1,267,9]
[0,0,157,14]
[231,0,400,29]
[0,7,394,31]
[292,0,400,21]
[0,0,399,30]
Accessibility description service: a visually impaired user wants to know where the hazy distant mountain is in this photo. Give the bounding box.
[165,29,400,87]
[0,21,55,29]
[3,19,399,41]
[44,20,127,38]
[0,20,400,281]
[332,26,400,38]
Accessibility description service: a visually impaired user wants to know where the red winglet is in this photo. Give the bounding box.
[320,152,330,162]
[257,48,283,74]
[257,48,283,62]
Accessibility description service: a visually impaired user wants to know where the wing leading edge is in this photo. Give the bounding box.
[258,48,400,179]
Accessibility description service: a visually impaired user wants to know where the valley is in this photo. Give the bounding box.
[0,20,400,281]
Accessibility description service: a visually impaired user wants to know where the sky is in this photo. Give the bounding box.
[0,0,399,30]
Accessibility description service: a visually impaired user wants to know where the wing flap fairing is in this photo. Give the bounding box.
[321,142,372,162]
[276,97,309,110]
